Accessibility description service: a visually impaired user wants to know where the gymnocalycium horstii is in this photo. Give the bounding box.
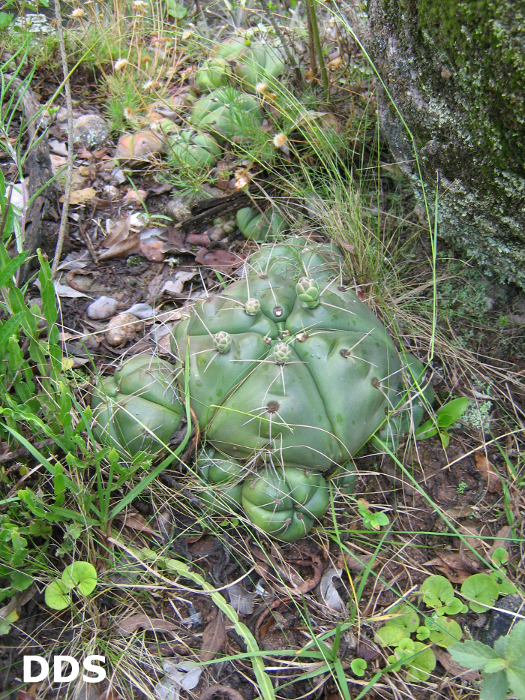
[93,238,434,541]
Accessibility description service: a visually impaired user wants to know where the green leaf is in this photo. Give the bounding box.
[461,574,499,613]
[427,617,463,648]
[443,597,464,615]
[484,658,507,674]
[11,571,33,591]
[479,671,508,700]
[422,575,454,607]
[436,397,469,427]
[375,624,408,647]
[415,419,438,439]
[0,12,14,31]
[0,313,24,350]
[62,561,97,596]
[449,640,500,670]
[507,666,525,700]
[491,547,509,567]
[350,658,367,677]
[45,580,70,610]
[439,429,450,449]
[166,0,187,18]
[504,620,525,665]
[416,626,430,641]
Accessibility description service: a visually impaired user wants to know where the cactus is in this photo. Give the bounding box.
[241,467,329,542]
[196,447,244,514]
[211,38,285,92]
[236,207,287,242]
[167,129,221,169]
[189,87,262,142]
[168,238,434,539]
[195,57,232,91]
[91,354,183,456]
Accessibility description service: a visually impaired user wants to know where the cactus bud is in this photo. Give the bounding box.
[272,342,293,364]
[296,277,321,308]
[213,331,232,353]
[245,298,261,316]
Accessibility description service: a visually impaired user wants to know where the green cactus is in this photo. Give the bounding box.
[166,129,221,170]
[236,207,287,242]
[195,57,232,91]
[92,239,433,540]
[211,38,285,92]
[91,354,183,456]
[196,447,244,514]
[189,87,262,142]
[241,467,328,542]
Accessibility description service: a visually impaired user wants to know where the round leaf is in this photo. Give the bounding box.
[62,562,98,596]
[491,547,509,567]
[421,575,454,607]
[45,580,70,610]
[350,658,367,677]
[376,624,409,647]
[461,573,499,613]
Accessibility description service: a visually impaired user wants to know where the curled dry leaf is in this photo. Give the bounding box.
[226,584,257,615]
[201,610,227,662]
[116,614,178,635]
[98,234,141,260]
[194,248,245,273]
[319,566,345,613]
[474,451,502,493]
[199,685,245,700]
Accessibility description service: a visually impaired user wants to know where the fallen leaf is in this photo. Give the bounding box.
[98,234,141,260]
[319,567,345,613]
[474,452,502,493]
[53,279,91,298]
[140,239,165,262]
[201,610,226,662]
[226,584,257,615]
[488,525,512,559]
[104,215,131,248]
[195,248,245,272]
[357,639,380,662]
[434,648,480,681]
[49,138,68,156]
[61,187,97,204]
[199,685,245,700]
[124,188,147,203]
[116,512,156,534]
[155,660,202,700]
[149,183,173,195]
[185,233,211,247]
[116,614,177,635]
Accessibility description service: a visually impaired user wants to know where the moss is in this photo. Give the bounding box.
[367,0,525,286]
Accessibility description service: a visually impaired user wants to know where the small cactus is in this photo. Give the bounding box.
[245,298,261,316]
[296,277,321,308]
[213,331,232,353]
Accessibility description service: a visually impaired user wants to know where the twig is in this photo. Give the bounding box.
[51,0,74,277]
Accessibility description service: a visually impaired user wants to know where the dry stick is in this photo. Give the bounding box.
[304,0,318,78]
[257,0,303,84]
[51,0,75,277]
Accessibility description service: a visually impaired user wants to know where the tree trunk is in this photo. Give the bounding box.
[366,0,525,286]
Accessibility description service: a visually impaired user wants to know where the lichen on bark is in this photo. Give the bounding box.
[366,0,525,285]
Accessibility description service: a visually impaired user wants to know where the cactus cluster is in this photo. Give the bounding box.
[168,238,434,540]
[92,240,433,540]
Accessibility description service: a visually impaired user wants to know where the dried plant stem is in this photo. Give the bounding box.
[52,0,74,277]
[305,0,329,100]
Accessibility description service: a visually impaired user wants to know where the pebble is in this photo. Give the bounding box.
[124,303,154,319]
[86,296,119,320]
[105,313,142,346]
[73,114,111,149]
[480,594,524,647]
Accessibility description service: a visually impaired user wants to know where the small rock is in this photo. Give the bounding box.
[207,225,226,242]
[103,185,120,200]
[165,197,191,222]
[73,114,111,149]
[480,594,524,647]
[124,303,154,319]
[105,313,142,346]
[87,296,119,320]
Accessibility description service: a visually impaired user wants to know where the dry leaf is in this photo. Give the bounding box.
[104,215,131,248]
[61,187,97,204]
[488,525,512,559]
[116,614,177,635]
[434,648,480,681]
[226,584,256,615]
[98,234,141,260]
[319,567,345,613]
[116,512,156,535]
[474,452,502,492]
[200,611,226,662]
[53,279,91,298]
[195,248,245,272]
[140,240,165,262]
[199,686,245,700]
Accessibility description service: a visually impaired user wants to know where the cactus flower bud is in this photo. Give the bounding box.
[213,331,232,353]
[296,277,321,308]
[272,342,293,364]
[245,298,261,316]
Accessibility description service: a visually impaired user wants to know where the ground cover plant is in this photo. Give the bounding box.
[0,1,524,700]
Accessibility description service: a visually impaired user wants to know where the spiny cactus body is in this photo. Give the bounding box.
[190,88,262,141]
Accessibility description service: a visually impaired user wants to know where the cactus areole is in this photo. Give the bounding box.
[166,238,433,540]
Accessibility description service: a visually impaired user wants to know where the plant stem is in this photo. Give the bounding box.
[304,0,317,78]
[52,0,74,277]
[257,0,302,83]
[305,0,329,100]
